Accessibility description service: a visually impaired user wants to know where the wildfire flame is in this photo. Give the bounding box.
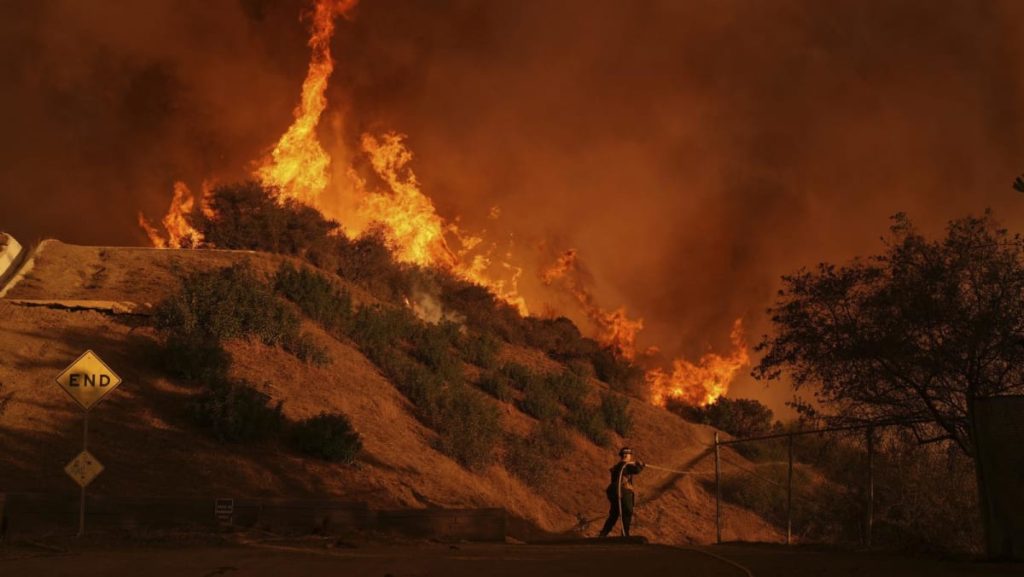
[646,318,750,407]
[138,0,746,407]
[355,132,528,313]
[255,0,358,204]
[138,181,206,248]
[541,249,643,359]
[542,248,748,406]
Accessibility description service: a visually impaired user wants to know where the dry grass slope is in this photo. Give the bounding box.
[0,240,779,544]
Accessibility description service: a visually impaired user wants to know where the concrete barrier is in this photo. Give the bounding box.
[0,233,23,291]
[0,494,508,542]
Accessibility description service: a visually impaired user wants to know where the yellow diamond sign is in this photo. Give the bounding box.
[65,450,104,487]
[55,350,122,411]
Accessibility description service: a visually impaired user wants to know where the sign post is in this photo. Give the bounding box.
[55,350,121,537]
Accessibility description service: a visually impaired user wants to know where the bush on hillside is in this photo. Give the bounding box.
[159,334,232,383]
[478,368,515,402]
[156,262,300,346]
[523,316,597,361]
[458,331,501,370]
[191,181,341,256]
[505,418,574,487]
[590,347,645,395]
[336,228,413,302]
[519,378,560,421]
[274,262,353,332]
[600,392,633,437]
[289,412,363,464]
[545,369,589,411]
[433,385,502,469]
[439,279,527,345]
[349,304,419,353]
[499,363,540,391]
[536,418,574,460]
[192,380,284,443]
[668,396,776,439]
[409,321,463,383]
[380,349,445,410]
[567,402,609,447]
[284,332,331,367]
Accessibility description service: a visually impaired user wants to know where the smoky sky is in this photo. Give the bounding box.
[2,0,1023,413]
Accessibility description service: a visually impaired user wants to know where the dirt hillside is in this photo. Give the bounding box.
[0,240,780,544]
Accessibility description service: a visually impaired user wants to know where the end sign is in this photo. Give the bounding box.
[55,350,122,411]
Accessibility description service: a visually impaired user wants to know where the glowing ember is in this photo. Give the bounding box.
[255,0,358,204]
[646,319,750,407]
[138,181,205,248]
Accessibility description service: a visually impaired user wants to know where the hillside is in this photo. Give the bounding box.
[0,239,780,544]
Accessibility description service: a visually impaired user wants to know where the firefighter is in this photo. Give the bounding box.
[599,446,645,537]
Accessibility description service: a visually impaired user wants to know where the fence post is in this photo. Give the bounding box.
[866,426,874,548]
[787,432,793,545]
[714,432,721,545]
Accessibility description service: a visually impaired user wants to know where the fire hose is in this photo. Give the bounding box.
[612,461,716,536]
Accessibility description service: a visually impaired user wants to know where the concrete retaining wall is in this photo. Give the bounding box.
[0,494,507,542]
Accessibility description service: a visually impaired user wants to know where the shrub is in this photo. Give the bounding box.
[390,352,445,411]
[590,347,644,394]
[505,417,575,487]
[192,380,284,443]
[499,363,539,391]
[274,263,353,332]
[546,369,589,411]
[439,278,527,345]
[519,378,560,421]
[478,369,515,402]
[536,418,573,460]
[523,316,596,361]
[567,402,609,446]
[459,331,501,370]
[289,412,363,464]
[600,392,633,437]
[433,386,502,469]
[409,322,462,383]
[336,228,413,302]
[668,396,776,439]
[160,334,231,383]
[156,262,300,346]
[191,180,340,256]
[284,332,331,367]
[350,304,419,352]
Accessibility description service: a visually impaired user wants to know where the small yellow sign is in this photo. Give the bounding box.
[55,350,122,411]
[65,450,104,488]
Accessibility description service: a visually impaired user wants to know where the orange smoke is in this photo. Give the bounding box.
[138,181,205,248]
[646,318,750,407]
[255,0,358,204]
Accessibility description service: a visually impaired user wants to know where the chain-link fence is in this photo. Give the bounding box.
[711,422,983,554]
